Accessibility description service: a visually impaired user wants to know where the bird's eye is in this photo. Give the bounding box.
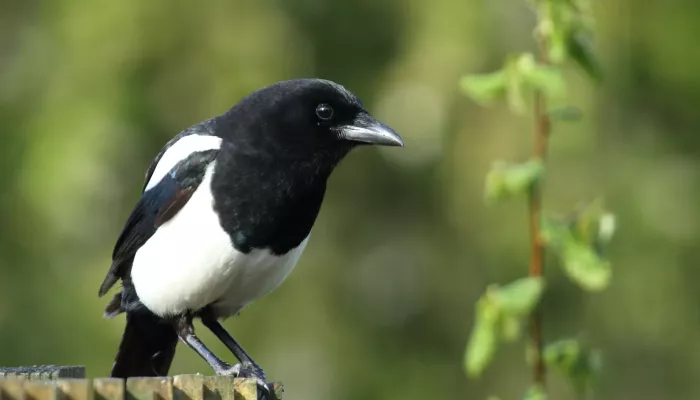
[316,103,334,121]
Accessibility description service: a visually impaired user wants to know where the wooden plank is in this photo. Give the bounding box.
[0,367,85,381]
[172,375,203,400]
[202,376,238,400]
[56,379,91,400]
[92,379,124,400]
[148,376,281,400]
[0,367,282,400]
[24,381,58,400]
[0,379,26,400]
[231,379,255,400]
[126,377,172,400]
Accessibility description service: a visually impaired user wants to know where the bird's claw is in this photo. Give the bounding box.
[217,362,272,399]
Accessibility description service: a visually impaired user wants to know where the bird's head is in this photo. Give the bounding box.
[222,79,403,161]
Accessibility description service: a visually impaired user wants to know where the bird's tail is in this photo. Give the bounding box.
[110,311,178,378]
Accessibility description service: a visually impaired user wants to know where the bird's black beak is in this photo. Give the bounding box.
[339,112,404,147]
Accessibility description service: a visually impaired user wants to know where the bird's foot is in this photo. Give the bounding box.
[216,362,272,399]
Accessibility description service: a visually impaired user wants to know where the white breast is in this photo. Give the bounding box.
[131,165,308,318]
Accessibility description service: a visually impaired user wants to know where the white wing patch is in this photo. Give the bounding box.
[145,134,223,191]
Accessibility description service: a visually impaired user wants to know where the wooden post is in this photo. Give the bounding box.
[0,366,283,400]
[23,381,58,400]
[172,375,204,400]
[93,378,125,400]
[56,379,90,400]
[126,377,172,400]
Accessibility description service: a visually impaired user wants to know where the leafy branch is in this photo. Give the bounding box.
[460,0,614,398]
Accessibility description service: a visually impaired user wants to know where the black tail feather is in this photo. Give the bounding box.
[111,311,178,378]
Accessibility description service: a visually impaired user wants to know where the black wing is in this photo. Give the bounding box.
[98,149,219,297]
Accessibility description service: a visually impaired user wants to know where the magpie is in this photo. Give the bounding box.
[98,78,403,393]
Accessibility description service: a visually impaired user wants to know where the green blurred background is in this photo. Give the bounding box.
[0,0,697,399]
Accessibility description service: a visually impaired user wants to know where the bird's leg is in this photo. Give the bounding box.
[181,315,271,398]
[201,317,265,378]
[173,315,234,375]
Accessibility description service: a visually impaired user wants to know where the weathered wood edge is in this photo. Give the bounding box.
[0,375,283,400]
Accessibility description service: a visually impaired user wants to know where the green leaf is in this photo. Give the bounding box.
[540,217,569,248]
[525,65,565,98]
[544,339,602,394]
[570,200,617,258]
[505,57,528,114]
[499,314,521,342]
[572,201,602,242]
[523,385,547,400]
[493,277,545,316]
[567,33,603,82]
[464,296,500,378]
[548,29,568,64]
[562,241,611,291]
[460,71,507,105]
[485,159,544,203]
[461,52,568,112]
[518,54,566,99]
[542,219,613,291]
[541,0,572,64]
[597,213,616,244]
[465,278,546,378]
[541,202,615,292]
[538,0,602,83]
[515,53,537,72]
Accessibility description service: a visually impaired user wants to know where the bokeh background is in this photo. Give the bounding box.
[0,0,697,399]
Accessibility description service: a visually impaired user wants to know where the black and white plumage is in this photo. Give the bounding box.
[98,79,403,391]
